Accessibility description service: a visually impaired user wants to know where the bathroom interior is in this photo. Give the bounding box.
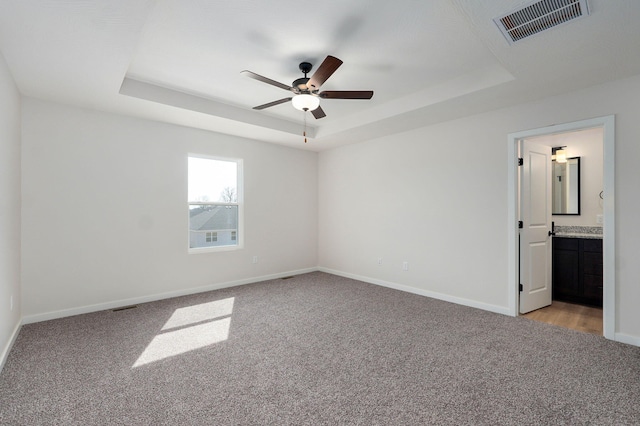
[523,127,604,335]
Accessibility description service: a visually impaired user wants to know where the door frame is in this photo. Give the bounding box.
[507,115,615,340]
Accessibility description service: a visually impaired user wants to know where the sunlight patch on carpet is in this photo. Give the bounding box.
[133,298,234,367]
[162,298,234,330]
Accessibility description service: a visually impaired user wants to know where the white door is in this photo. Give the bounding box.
[519,140,552,314]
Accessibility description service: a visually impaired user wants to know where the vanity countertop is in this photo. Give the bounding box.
[553,225,603,240]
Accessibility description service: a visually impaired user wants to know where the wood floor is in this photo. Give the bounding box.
[522,301,603,335]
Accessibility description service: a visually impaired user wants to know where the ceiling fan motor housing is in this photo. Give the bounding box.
[292,77,310,92]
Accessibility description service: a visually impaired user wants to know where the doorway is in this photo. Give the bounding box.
[507,116,615,340]
[521,127,604,333]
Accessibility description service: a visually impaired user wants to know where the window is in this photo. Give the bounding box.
[188,155,242,251]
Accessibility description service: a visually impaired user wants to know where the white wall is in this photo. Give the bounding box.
[14,72,640,345]
[21,99,318,321]
[528,127,604,227]
[319,73,640,344]
[0,51,21,369]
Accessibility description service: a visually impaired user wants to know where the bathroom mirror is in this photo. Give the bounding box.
[552,157,580,215]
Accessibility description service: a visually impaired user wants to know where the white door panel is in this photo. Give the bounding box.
[520,141,552,314]
[529,151,548,226]
[528,242,549,292]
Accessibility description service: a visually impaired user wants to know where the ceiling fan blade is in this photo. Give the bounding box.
[253,97,292,110]
[306,56,343,90]
[311,106,326,119]
[241,70,293,92]
[319,90,374,99]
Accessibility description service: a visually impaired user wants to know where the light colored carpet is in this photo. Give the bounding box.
[1,272,639,425]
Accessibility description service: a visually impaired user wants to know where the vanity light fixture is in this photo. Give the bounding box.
[552,146,567,163]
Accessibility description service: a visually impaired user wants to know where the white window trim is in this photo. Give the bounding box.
[188,154,244,254]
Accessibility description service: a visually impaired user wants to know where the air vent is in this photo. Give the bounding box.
[112,305,138,312]
[494,0,590,44]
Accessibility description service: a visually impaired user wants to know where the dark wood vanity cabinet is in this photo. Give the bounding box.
[552,237,603,307]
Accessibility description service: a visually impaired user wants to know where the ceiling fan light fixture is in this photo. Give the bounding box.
[292,94,320,112]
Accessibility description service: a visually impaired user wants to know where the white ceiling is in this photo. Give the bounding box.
[1,0,639,151]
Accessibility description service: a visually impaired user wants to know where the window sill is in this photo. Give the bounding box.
[188,244,243,254]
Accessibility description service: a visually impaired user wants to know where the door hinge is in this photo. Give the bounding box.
[518,221,523,229]
[518,158,523,166]
[519,284,523,292]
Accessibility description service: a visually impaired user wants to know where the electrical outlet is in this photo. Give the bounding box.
[252,256,258,264]
[10,295,13,311]
[596,214,603,224]
[402,261,409,271]
[377,257,383,265]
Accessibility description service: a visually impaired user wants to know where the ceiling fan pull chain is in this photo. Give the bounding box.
[303,111,307,143]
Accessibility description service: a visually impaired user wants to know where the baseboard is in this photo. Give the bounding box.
[614,332,640,347]
[318,267,512,316]
[22,267,319,324]
[0,320,21,373]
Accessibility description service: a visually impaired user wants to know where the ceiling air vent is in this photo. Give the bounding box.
[494,0,590,44]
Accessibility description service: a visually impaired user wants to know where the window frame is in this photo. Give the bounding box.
[187,154,243,253]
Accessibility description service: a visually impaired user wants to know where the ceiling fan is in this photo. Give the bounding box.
[241,55,374,119]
